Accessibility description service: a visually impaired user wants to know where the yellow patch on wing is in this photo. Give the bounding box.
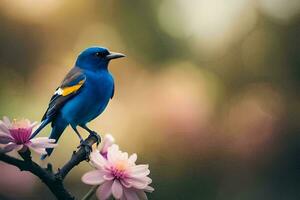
[60,80,85,96]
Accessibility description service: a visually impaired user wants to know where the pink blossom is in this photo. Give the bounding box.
[0,116,57,155]
[100,134,115,159]
[82,144,154,200]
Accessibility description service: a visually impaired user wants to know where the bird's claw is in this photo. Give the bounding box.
[78,140,92,159]
[90,131,101,146]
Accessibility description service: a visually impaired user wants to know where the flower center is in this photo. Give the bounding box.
[111,161,127,180]
[9,127,32,144]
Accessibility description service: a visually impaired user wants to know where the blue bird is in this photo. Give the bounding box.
[30,46,125,159]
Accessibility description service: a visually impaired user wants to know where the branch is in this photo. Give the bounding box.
[0,133,100,200]
[0,151,73,199]
[0,153,27,170]
[57,134,99,179]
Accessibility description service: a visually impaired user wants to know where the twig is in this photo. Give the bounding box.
[0,133,100,200]
[81,185,99,200]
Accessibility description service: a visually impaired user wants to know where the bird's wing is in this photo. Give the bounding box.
[42,67,86,121]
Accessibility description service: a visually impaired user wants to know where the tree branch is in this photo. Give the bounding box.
[57,134,98,179]
[0,133,100,200]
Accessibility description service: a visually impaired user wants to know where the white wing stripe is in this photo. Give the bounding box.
[54,88,63,95]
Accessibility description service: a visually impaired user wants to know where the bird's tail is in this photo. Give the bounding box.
[30,118,51,140]
[41,117,68,160]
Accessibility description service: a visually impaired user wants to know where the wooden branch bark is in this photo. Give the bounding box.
[57,134,98,179]
[0,133,99,200]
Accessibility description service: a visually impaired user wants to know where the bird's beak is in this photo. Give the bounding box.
[106,52,126,60]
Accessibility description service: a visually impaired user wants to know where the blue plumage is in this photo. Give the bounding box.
[30,47,125,159]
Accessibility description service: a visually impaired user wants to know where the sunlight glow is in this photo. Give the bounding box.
[1,0,62,23]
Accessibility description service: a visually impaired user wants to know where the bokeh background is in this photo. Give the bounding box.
[0,0,300,199]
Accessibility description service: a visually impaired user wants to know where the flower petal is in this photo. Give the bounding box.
[130,165,149,173]
[0,134,14,144]
[112,180,123,199]
[124,188,139,200]
[28,146,47,155]
[128,153,137,164]
[136,190,148,200]
[107,144,121,164]
[100,134,115,154]
[126,176,152,189]
[103,173,114,181]
[29,137,57,148]
[1,143,22,153]
[120,195,127,200]
[120,179,132,188]
[96,180,113,200]
[121,152,129,160]
[0,121,9,134]
[129,168,150,178]
[144,186,154,193]
[128,165,150,178]
[81,170,106,185]
[90,150,107,169]
[2,116,11,127]
[30,137,55,143]
[30,121,38,129]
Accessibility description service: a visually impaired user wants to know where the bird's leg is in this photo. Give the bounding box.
[72,126,92,154]
[71,126,84,143]
[80,125,101,145]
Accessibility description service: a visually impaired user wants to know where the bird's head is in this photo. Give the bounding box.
[75,46,125,70]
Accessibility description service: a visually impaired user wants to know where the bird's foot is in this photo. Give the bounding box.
[89,131,101,146]
[78,140,92,159]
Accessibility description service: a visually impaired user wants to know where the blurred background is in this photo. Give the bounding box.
[0,0,300,199]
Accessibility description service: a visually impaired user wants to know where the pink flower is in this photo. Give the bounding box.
[0,116,57,155]
[82,144,154,200]
[100,134,115,159]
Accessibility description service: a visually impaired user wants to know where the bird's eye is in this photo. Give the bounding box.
[95,52,104,57]
[95,51,109,58]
